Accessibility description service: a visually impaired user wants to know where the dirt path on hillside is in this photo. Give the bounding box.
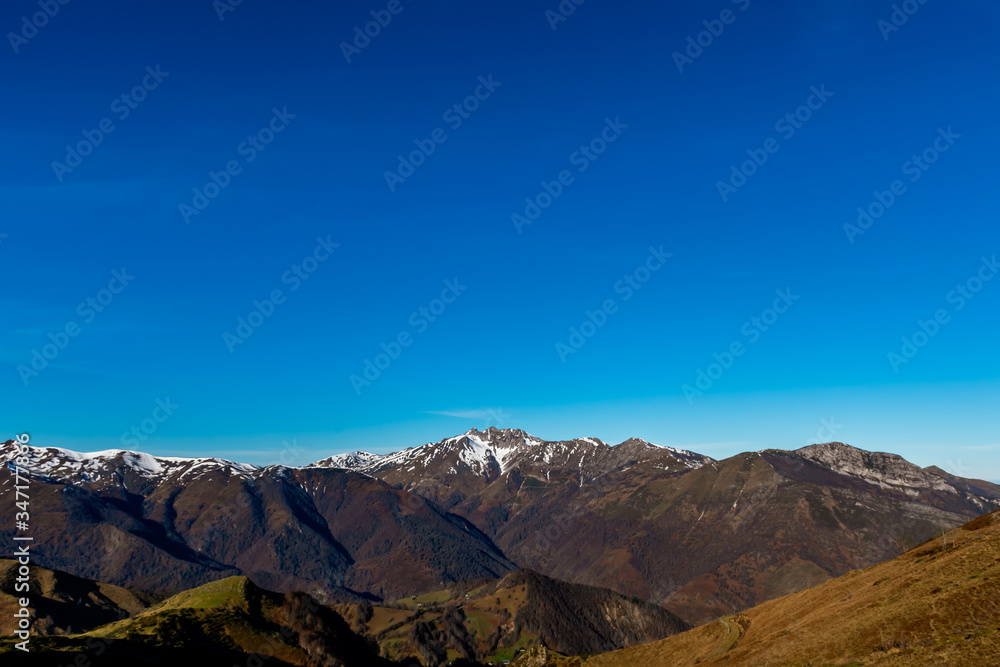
[708,616,743,657]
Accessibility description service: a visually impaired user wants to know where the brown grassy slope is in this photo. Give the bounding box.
[556,510,1000,667]
[0,559,158,636]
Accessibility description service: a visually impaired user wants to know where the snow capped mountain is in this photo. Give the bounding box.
[9,433,991,516]
[614,437,714,470]
[308,428,713,483]
[0,440,256,489]
[2,429,712,492]
[0,439,515,606]
[312,450,383,471]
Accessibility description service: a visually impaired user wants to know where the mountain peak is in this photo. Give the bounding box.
[794,441,956,494]
[3,441,257,488]
[618,437,657,448]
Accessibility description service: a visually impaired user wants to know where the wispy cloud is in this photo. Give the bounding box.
[427,408,506,420]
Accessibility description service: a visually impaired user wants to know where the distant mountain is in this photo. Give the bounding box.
[0,439,514,604]
[310,428,712,512]
[338,568,689,663]
[0,576,401,666]
[315,428,1000,625]
[531,509,1000,666]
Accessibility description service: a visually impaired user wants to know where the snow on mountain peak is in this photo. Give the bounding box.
[315,450,384,471]
[1,441,257,486]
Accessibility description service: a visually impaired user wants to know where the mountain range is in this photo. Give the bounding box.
[310,428,1000,624]
[3,429,998,630]
[0,440,513,604]
[522,508,1000,666]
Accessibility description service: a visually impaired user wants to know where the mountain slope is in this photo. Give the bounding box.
[318,430,1000,625]
[338,568,689,663]
[0,576,401,666]
[0,440,514,603]
[0,560,158,636]
[546,509,1000,666]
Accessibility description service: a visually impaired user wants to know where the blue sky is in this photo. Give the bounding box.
[2,0,998,480]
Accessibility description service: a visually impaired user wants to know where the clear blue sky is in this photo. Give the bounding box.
[2,0,998,480]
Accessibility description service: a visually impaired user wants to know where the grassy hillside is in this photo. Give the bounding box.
[0,559,158,636]
[0,575,397,666]
[0,565,685,666]
[522,510,1000,666]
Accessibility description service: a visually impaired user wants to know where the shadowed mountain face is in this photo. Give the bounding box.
[317,429,1000,625]
[338,568,689,663]
[0,440,513,603]
[534,510,1000,667]
[500,569,689,655]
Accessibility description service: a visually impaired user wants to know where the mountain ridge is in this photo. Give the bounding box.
[10,431,994,492]
[294,430,1000,624]
[0,438,515,605]
[5,431,999,627]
